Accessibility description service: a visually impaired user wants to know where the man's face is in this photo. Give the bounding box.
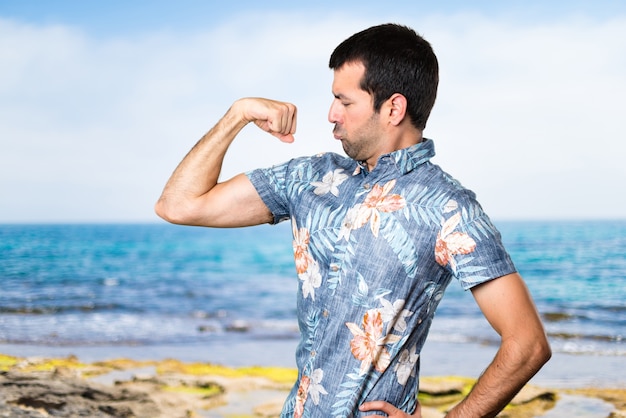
[328,61,384,167]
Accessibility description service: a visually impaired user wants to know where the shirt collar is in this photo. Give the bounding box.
[353,138,435,176]
[388,138,436,174]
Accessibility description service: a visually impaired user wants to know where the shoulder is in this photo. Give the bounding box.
[399,162,481,217]
[254,152,355,179]
[409,164,503,243]
[290,151,354,171]
[423,163,476,196]
[247,151,355,191]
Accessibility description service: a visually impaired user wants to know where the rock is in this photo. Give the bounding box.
[0,405,48,418]
[420,377,467,396]
[226,319,250,332]
[0,370,162,418]
[254,398,286,417]
[510,385,556,405]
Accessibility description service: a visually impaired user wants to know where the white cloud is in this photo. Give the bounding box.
[0,12,624,222]
[421,14,626,219]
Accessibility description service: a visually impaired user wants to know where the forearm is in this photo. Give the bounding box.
[446,336,550,417]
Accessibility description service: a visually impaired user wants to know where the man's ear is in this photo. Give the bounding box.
[386,93,408,126]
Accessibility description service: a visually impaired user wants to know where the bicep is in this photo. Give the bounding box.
[470,273,545,340]
[192,173,274,227]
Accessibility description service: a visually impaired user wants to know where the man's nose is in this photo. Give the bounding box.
[328,100,339,124]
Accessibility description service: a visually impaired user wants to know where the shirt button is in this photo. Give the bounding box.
[310,350,316,357]
[330,264,339,272]
[323,309,329,318]
[363,183,371,190]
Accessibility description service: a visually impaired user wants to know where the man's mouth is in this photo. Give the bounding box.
[333,125,343,140]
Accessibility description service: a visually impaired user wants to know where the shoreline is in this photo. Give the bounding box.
[1,337,625,389]
[1,348,625,418]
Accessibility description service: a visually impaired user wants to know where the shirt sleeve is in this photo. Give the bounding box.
[246,162,292,225]
[443,191,517,290]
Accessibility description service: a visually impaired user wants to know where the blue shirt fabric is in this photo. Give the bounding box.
[246,139,516,417]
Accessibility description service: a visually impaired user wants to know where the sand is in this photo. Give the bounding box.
[1,352,625,418]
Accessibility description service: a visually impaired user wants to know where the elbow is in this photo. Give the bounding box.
[154,198,177,224]
[528,333,552,373]
[154,197,199,225]
[505,331,552,378]
[537,335,552,366]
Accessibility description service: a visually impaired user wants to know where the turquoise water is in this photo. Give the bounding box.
[1,221,624,357]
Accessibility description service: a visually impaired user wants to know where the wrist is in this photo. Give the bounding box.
[227,99,253,128]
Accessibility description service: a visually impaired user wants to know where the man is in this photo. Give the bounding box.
[156,23,550,417]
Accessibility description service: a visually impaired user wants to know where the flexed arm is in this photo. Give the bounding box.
[155,97,297,227]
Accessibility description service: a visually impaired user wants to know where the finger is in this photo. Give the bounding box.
[275,132,295,143]
[360,400,396,414]
[265,119,295,143]
[270,103,297,142]
[248,99,296,143]
[287,103,297,134]
[274,102,297,135]
[252,119,295,143]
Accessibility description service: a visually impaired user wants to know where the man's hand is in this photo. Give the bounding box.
[234,97,297,143]
[359,400,422,417]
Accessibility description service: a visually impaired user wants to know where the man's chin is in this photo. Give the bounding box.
[342,145,358,161]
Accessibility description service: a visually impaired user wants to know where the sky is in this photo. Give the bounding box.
[1,0,625,223]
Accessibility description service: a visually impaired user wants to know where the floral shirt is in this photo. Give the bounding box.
[247,139,516,417]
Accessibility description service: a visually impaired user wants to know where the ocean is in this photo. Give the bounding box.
[1,220,625,385]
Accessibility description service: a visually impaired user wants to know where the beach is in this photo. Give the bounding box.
[1,338,625,417]
[1,338,625,389]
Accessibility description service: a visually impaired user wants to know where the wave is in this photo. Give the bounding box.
[0,303,130,315]
[426,330,626,357]
[548,331,625,343]
[542,304,626,321]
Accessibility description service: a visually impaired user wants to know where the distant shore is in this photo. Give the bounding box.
[1,337,625,389]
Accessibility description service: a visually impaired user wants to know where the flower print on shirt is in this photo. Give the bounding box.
[346,309,401,375]
[311,168,348,197]
[294,370,328,417]
[294,375,310,418]
[293,224,311,274]
[378,298,413,333]
[394,344,419,386]
[443,199,458,214]
[340,179,406,239]
[293,222,322,300]
[307,368,328,405]
[338,204,361,242]
[299,259,322,300]
[435,211,477,272]
[355,179,406,237]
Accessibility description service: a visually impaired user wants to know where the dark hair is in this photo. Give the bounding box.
[329,23,439,131]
